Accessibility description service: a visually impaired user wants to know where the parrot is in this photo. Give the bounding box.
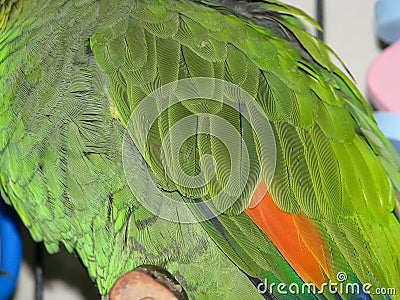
[1,0,400,299]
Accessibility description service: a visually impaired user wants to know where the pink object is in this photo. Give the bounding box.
[367,40,400,113]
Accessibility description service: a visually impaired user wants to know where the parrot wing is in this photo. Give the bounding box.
[1,0,400,299]
[89,0,400,296]
[0,1,315,299]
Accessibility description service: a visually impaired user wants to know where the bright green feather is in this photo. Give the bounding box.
[1,0,400,299]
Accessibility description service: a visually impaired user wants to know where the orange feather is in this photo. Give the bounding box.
[245,180,331,287]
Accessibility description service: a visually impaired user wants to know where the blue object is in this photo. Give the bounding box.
[390,139,400,154]
[376,0,400,43]
[0,200,22,300]
[374,111,400,155]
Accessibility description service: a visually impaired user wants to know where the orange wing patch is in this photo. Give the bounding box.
[245,180,331,288]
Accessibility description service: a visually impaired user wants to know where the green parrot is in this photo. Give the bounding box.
[1,0,400,299]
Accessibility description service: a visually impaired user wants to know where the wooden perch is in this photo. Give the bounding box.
[109,265,188,300]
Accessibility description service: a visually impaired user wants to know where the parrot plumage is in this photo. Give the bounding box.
[1,0,400,299]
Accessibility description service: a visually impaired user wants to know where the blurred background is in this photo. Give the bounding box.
[3,0,393,299]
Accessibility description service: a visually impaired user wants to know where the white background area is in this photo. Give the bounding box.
[10,1,382,299]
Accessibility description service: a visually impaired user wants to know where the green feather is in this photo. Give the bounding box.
[2,1,400,299]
